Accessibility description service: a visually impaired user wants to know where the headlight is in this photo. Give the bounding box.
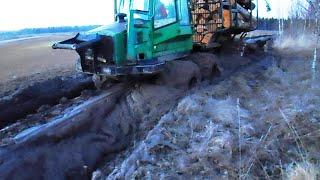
[85,48,94,61]
[97,57,107,63]
[102,67,112,75]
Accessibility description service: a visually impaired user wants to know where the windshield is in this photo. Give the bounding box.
[131,0,149,11]
[117,0,130,15]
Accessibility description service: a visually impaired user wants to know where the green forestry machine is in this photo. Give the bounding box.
[53,0,267,85]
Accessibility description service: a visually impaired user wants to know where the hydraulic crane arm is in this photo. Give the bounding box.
[263,0,271,12]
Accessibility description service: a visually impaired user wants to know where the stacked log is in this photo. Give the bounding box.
[223,9,231,28]
[191,0,222,44]
[191,0,256,45]
[222,0,257,30]
[237,0,256,10]
[234,0,257,29]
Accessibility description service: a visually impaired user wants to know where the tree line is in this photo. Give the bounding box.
[257,18,318,32]
[258,17,319,35]
[0,25,100,41]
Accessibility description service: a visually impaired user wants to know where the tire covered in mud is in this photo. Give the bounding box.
[156,60,202,89]
[92,75,120,90]
[189,53,221,80]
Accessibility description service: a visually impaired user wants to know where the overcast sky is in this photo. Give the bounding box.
[0,0,292,31]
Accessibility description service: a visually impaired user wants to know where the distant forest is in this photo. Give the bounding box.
[258,18,284,31]
[257,18,317,31]
[0,25,100,41]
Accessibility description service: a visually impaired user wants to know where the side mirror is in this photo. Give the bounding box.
[116,13,127,23]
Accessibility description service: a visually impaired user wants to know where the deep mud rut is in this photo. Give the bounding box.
[0,58,203,179]
[0,43,306,179]
[0,73,95,130]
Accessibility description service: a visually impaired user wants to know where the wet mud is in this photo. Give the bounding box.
[0,74,95,128]
[0,60,205,179]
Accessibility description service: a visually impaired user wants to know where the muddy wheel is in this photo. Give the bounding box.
[92,75,118,89]
[156,60,201,89]
[188,76,198,88]
[190,53,221,80]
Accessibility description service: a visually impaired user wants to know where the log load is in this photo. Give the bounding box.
[237,0,256,10]
[223,9,232,28]
[233,2,257,29]
[222,1,257,30]
[191,0,256,45]
[191,0,222,44]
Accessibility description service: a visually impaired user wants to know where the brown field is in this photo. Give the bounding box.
[0,34,78,83]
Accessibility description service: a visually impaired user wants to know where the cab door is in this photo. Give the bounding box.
[152,0,193,60]
[127,0,154,63]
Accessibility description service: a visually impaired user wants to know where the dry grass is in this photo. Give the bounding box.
[287,163,319,180]
[105,48,320,179]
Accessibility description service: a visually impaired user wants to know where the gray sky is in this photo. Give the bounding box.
[258,0,293,18]
[0,0,292,31]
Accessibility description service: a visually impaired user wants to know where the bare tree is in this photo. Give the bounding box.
[289,0,319,81]
[304,0,320,81]
[289,0,308,19]
[295,0,319,33]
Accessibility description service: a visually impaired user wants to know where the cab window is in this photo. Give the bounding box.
[118,0,129,15]
[179,0,189,25]
[132,0,149,11]
[154,0,177,28]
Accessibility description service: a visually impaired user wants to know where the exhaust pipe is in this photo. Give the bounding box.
[52,43,77,50]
